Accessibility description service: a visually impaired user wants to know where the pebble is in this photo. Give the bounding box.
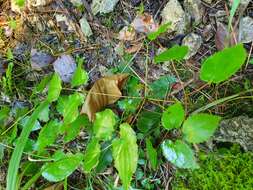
[161,0,186,34]
[238,16,253,44]
[31,49,54,70]
[182,33,202,59]
[53,55,77,83]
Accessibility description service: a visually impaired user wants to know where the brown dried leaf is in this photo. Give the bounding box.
[131,13,158,34]
[118,26,136,41]
[81,74,129,121]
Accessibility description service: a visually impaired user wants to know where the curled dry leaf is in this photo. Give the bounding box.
[131,13,158,34]
[81,74,129,121]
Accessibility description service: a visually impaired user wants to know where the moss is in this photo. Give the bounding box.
[172,145,253,190]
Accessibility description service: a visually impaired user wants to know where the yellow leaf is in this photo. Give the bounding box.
[81,74,128,121]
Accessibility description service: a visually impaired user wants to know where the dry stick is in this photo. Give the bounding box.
[245,42,253,70]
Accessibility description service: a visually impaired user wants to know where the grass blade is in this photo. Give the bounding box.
[6,101,49,190]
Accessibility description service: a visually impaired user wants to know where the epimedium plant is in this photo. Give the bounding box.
[5,44,248,190]
[4,3,249,189]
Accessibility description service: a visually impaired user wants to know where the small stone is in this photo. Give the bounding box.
[31,49,54,70]
[55,14,74,32]
[28,0,52,7]
[182,33,202,59]
[161,0,186,34]
[238,16,253,44]
[91,0,119,15]
[184,0,204,24]
[53,55,77,83]
[214,116,253,151]
[79,16,93,37]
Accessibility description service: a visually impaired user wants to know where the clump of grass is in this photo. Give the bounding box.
[172,145,253,190]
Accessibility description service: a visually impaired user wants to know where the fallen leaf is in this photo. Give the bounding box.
[215,22,236,50]
[118,26,136,41]
[131,13,158,34]
[81,74,129,121]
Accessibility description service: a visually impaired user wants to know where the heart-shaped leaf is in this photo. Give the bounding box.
[154,45,188,63]
[71,61,88,87]
[200,44,247,83]
[83,138,101,173]
[47,73,62,102]
[42,153,83,182]
[145,139,157,170]
[182,113,221,143]
[93,109,117,141]
[161,140,198,169]
[112,123,138,190]
[162,102,184,130]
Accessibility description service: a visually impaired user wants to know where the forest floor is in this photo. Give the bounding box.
[0,0,253,189]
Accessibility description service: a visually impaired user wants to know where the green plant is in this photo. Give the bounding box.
[172,145,253,190]
[161,102,221,169]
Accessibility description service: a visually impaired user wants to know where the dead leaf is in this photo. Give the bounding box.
[81,74,129,121]
[131,13,158,34]
[118,26,136,41]
[215,22,236,50]
[43,183,63,190]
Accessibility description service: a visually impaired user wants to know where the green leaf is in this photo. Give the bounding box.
[182,113,221,143]
[42,153,83,182]
[154,45,188,63]
[147,22,171,41]
[36,120,60,152]
[15,0,25,7]
[162,102,184,131]
[0,106,10,125]
[93,109,117,141]
[62,93,84,125]
[38,104,50,122]
[161,140,198,169]
[249,59,253,65]
[145,139,157,170]
[83,138,101,173]
[137,111,161,133]
[200,44,247,84]
[71,61,88,87]
[96,144,113,173]
[149,75,176,99]
[112,123,138,190]
[228,0,241,29]
[7,101,49,190]
[47,73,62,102]
[33,75,52,95]
[64,115,89,142]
